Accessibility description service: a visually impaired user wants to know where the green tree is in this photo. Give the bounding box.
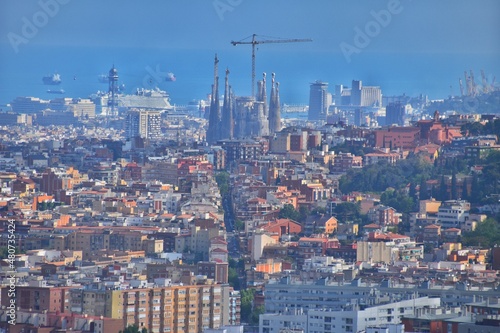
[462,218,500,248]
[424,243,435,254]
[0,246,21,259]
[461,121,485,136]
[215,171,230,196]
[250,305,265,325]
[461,177,469,201]
[311,206,327,215]
[279,204,300,221]
[451,172,457,200]
[381,189,415,214]
[228,267,240,289]
[334,202,360,222]
[420,177,429,200]
[339,155,433,194]
[470,173,482,204]
[234,219,245,232]
[481,151,500,197]
[299,206,310,222]
[409,182,418,204]
[438,175,448,201]
[240,289,255,323]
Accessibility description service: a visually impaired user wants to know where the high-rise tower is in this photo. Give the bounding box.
[125,109,161,140]
[308,81,329,121]
[350,80,382,107]
[108,65,119,116]
[386,102,405,126]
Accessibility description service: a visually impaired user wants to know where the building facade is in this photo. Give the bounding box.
[125,109,162,140]
[309,81,330,121]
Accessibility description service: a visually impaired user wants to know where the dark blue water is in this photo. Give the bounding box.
[0,45,498,106]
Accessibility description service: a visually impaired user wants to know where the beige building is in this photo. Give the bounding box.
[270,131,290,153]
[251,232,277,261]
[356,241,398,263]
[70,98,96,118]
[419,199,441,214]
[65,230,152,260]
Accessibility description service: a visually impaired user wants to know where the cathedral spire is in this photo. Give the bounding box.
[269,73,281,134]
[222,68,234,140]
[207,54,221,144]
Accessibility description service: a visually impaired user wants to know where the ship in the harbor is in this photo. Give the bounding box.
[97,74,108,83]
[47,89,65,94]
[42,73,62,85]
[166,72,176,82]
[90,87,173,114]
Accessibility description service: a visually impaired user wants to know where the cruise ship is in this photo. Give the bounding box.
[42,73,61,85]
[97,74,108,83]
[47,89,65,94]
[91,87,173,115]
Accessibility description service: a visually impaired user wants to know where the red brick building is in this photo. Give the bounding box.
[258,218,302,237]
[1,286,71,313]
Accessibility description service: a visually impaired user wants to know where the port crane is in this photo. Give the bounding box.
[461,69,497,97]
[231,34,312,96]
[481,70,489,94]
[458,78,465,97]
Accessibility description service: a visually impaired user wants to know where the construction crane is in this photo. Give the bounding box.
[470,69,478,96]
[481,69,489,94]
[458,78,465,97]
[465,71,473,96]
[231,34,312,97]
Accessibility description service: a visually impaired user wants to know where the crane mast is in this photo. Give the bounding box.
[470,70,478,97]
[231,34,312,96]
[458,78,465,97]
[465,71,473,96]
[481,69,489,94]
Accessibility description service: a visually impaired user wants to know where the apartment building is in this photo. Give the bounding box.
[437,200,470,229]
[264,277,495,314]
[67,283,235,333]
[1,285,71,313]
[260,297,440,333]
[66,229,151,260]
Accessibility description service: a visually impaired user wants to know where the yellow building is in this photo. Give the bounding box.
[95,284,231,333]
[419,198,441,215]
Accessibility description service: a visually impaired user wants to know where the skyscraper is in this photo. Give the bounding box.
[351,80,362,106]
[351,79,382,107]
[125,109,161,140]
[308,81,329,121]
[386,102,405,126]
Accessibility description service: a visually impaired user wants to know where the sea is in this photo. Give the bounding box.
[0,45,499,108]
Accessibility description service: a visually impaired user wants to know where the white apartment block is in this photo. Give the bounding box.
[437,200,470,229]
[260,297,439,333]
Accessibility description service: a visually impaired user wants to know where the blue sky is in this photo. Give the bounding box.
[0,1,499,103]
[1,0,499,55]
